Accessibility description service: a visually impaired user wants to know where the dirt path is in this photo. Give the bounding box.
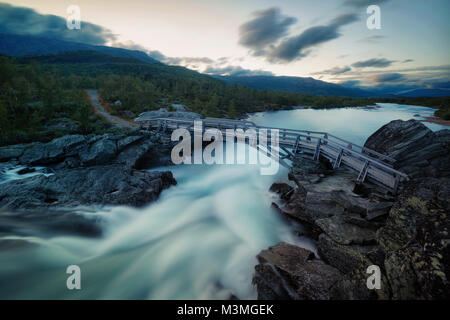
[86,89,138,129]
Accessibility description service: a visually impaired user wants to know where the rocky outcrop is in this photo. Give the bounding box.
[256,120,450,300]
[0,130,173,168]
[0,166,176,209]
[364,119,450,179]
[377,177,450,299]
[0,130,177,209]
[253,242,342,300]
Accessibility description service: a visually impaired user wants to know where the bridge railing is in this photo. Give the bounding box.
[136,117,406,180]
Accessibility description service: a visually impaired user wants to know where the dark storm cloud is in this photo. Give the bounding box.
[203,65,274,77]
[0,3,116,45]
[352,58,395,68]
[266,13,359,63]
[369,73,404,83]
[344,0,390,8]
[238,7,297,52]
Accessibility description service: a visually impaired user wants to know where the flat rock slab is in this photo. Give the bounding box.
[316,215,376,245]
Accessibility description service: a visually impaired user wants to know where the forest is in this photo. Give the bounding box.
[1,51,449,147]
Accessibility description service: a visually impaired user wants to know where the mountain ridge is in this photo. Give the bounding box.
[214,75,374,97]
[0,32,159,64]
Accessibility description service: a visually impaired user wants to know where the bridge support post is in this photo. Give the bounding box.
[357,160,369,183]
[293,136,301,154]
[313,139,322,162]
[333,148,344,169]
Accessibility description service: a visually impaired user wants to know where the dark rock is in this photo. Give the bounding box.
[0,165,176,209]
[364,120,450,179]
[79,136,117,166]
[269,183,294,201]
[304,192,345,222]
[342,213,378,229]
[365,202,393,221]
[318,233,379,274]
[0,143,34,162]
[316,215,377,245]
[377,177,450,299]
[329,190,368,214]
[115,139,155,169]
[117,135,143,152]
[330,265,391,300]
[0,209,102,238]
[17,167,36,175]
[19,135,87,165]
[291,156,330,176]
[253,242,342,300]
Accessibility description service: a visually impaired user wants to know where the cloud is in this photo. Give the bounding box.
[344,0,390,8]
[339,80,362,87]
[314,66,351,75]
[266,13,359,63]
[368,73,404,83]
[146,50,168,62]
[352,58,395,68]
[203,65,274,77]
[358,35,387,43]
[0,3,116,45]
[403,59,414,63]
[238,7,297,53]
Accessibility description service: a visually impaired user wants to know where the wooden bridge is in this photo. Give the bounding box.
[135,116,409,193]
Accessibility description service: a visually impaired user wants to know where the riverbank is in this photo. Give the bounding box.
[422,116,450,126]
[255,119,450,299]
[0,129,176,209]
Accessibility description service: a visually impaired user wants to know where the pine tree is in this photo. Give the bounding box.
[227,99,237,119]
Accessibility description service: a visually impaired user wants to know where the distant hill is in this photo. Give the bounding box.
[16,50,221,84]
[215,75,374,97]
[394,88,450,98]
[0,33,159,64]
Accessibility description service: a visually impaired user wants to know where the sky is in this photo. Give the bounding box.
[1,0,449,88]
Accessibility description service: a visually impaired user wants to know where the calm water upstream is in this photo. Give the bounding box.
[0,103,447,299]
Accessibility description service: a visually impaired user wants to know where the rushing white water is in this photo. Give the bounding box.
[0,103,447,299]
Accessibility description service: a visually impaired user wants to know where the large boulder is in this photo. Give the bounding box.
[253,242,342,300]
[0,165,176,209]
[20,135,87,165]
[364,119,450,178]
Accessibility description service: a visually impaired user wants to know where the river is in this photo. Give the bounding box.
[0,103,447,299]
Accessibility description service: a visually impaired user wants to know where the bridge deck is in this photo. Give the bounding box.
[135,116,408,193]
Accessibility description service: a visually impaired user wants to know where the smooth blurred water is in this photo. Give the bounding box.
[0,103,447,299]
